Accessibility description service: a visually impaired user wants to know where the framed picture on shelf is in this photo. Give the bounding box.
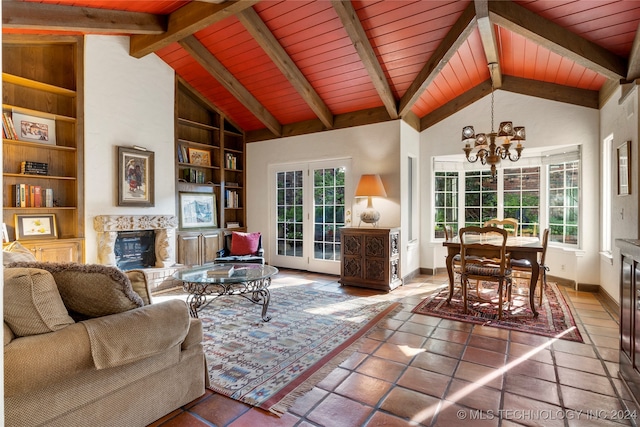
[15,214,57,240]
[12,111,56,145]
[117,146,155,207]
[180,192,217,229]
[618,141,631,196]
[187,148,211,166]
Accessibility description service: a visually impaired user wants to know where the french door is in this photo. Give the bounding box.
[271,159,351,274]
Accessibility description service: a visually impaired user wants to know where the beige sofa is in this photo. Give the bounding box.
[3,261,206,427]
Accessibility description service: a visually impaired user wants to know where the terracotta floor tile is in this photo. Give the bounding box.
[397,365,451,398]
[557,366,616,396]
[444,378,502,413]
[471,325,510,341]
[552,339,597,358]
[306,393,373,427]
[583,324,620,337]
[157,412,212,427]
[501,394,565,427]
[386,330,428,347]
[590,335,620,349]
[437,319,474,332]
[288,387,328,417]
[408,313,443,326]
[339,350,368,370]
[462,346,507,369]
[506,358,557,382]
[379,386,441,424]
[467,334,508,353]
[356,356,406,382]
[422,338,466,359]
[227,408,298,427]
[411,350,459,377]
[316,367,351,391]
[509,330,553,347]
[334,372,392,406]
[560,385,626,414]
[433,402,500,427]
[454,361,504,390]
[554,352,607,376]
[364,410,416,426]
[189,394,250,426]
[431,327,471,344]
[398,320,436,337]
[357,337,384,354]
[504,373,561,406]
[507,342,553,365]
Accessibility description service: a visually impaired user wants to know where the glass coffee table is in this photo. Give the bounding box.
[173,263,278,320]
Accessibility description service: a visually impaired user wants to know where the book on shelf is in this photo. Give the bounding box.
[2,113,17,140]
[21,161,49,175]
[45,188,54,208]
[225,190,239,208]
[225,153,238,169]
[14,184,47,207]
[226,222,240,229]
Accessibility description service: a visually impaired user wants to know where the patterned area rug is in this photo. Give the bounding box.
[198,284,399,415]
[412,280,583,342]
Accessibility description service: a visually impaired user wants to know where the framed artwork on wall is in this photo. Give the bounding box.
[117,146,155,207]
[179,192,217,228]
[15,214,57,240]
[187,148,211,166]
[12,111,56,145]
[618,141,631,196]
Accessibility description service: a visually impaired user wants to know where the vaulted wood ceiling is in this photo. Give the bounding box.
[5,0,640,142]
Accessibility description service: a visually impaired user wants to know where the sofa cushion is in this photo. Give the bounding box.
[6,262,145,317]
[2,241,37,264]
[3,268,75,337]
[230,231,260,255]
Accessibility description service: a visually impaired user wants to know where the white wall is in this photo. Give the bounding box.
[246,121,402,267]
[600,86,639,302]
[83,36,175,264]
[400,121,421,277]
[420,90,600,288]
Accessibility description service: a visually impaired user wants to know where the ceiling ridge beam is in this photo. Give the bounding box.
[398,2,477,117]
[420,80,492,130]
[331,0,398,119]
[179,35,282,137]
[130,0,259,58]
[500,75,599,109]
[475,0,502,88]
[627,22,640,80]
[236,8,334,129]
[488,0,627,81]
[2,1,165,35]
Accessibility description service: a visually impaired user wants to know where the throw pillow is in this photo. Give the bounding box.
[4,268,75,337]
[2,241,37,265]
[5,262,145,317]
[230,231,260,256]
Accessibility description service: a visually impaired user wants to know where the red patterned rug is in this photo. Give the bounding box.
[412,280,583,342]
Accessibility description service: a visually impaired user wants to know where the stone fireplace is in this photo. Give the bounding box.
[93,215,177,268]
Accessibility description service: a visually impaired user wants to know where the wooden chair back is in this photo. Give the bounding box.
[459,226,510,276]
[444,225,453,240]
[484,218,518,236]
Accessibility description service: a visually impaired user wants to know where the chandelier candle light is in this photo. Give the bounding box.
[355,174,387,227]
[461,63,525,177]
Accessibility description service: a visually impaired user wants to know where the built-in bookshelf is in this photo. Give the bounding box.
[175,78,245,264]
[2,35,84,262]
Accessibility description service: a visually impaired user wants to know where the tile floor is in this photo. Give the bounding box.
[149,269,638,427]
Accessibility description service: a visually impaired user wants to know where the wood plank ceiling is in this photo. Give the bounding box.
[4,0,640,142]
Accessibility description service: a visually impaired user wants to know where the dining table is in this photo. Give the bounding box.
[443,235,544,317]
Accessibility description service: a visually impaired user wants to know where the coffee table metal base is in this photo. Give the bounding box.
[181,278,272,321]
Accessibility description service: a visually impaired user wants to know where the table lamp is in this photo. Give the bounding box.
[355,174,387,227]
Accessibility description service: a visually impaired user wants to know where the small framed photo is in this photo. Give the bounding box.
[15,214,57,240]
[618,141,631,196]
[188,148,211,166]
[12,111,56,145]
[117,146,155,207]
[180,192,217,228]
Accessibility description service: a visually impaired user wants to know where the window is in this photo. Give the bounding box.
[464,170,497,227]
[548,161,579,245]
[602,135,613,254]
[434,171,458,238]
[276,170,304,257]
[407,156,418,241]
[313,167,345,260]
[503,167,540,236]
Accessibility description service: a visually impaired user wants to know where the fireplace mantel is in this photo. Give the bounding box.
[93,215,177,267]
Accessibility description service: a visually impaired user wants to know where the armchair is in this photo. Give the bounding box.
[215,231,265,264]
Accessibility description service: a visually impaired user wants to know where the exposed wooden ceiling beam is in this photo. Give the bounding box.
[475,0,502,88]
[398,2,477,117]
[500,75,599,109]
[130,0,259,58]
[488,0,627,81]
[331,0,398,119]
[179,35,282,137]
[236,8,334,129]
[627,23,640,80]
[420,80,492,130]
[2,1,165,35]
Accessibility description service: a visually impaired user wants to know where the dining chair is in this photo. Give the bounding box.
[444,225,453,240]
[459,226,513,319]
[484,218,518,236]
[510,228,550,306]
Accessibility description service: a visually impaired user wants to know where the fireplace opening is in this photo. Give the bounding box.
[114,230,156,270]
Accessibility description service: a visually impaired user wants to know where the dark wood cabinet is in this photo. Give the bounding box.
[617,239,640,410]
[340,227,401,291]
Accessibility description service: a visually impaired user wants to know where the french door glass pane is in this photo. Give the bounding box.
[276,170,303,257]
[313,167,345,261]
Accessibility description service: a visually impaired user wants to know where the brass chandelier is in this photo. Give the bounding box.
[461,63,525,177]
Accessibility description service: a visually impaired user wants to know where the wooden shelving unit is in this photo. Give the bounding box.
[2,35,84,262]
[175,78,246,266]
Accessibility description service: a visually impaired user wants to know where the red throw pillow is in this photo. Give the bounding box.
[230,232,261,256]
